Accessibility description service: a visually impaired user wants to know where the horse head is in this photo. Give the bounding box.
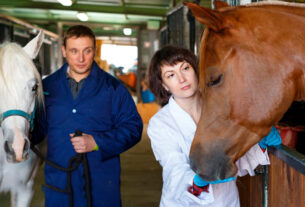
[0,30,44,162]
[185,2,305,181]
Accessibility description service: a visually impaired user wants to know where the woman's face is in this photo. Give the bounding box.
[161,61,198,100]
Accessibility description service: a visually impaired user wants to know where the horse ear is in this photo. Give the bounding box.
[214,1,230,10]
[23,30,44,59]
[184,2,224,31]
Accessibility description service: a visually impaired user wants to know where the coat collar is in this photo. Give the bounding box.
[58,61,103,103]
[59,61,101,81]
[168,96,197,139]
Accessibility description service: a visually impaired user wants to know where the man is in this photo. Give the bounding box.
[32,25,143,207]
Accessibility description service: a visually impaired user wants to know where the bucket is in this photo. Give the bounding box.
[276,126,305,149]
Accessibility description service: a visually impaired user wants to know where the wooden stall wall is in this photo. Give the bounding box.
[237,173,263,207]
[268,152,305,207]
[238,146,305,207]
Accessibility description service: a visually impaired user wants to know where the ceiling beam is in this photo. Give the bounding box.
[0,12,58,38]
[0,1,167,16]
[18,16,146,27]
[0,10,149,27]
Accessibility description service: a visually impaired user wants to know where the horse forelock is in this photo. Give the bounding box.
[0,42,44,110]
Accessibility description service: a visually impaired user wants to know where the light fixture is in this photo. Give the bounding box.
[123,28,132,36]
[57,0,72,6]
[77,12,89,22]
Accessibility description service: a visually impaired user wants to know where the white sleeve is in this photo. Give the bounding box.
[147,116,214,205]
[236,143,270,177]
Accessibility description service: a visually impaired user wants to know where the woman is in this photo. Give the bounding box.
[147,45,281,207]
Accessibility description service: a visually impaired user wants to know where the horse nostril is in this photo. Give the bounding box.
[24,139,30,152]
[23,140,30,160]
[189,155,199,174]
[4,141,15,162]
[4,140,11,153]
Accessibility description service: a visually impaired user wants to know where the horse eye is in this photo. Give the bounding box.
[32,83,38,92]
[207,74,223,87]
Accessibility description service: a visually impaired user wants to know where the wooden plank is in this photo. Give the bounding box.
[268,153,305,207]
[238,173,263,207]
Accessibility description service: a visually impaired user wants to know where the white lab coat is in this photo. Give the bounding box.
[147,96,270,207]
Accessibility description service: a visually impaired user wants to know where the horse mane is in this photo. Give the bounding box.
[198,28,209,93]
[217,1,305,12]
[0,42,44,107]
[246,1,305,8]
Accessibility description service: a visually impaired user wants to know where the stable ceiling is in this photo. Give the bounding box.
[0,0,179,37]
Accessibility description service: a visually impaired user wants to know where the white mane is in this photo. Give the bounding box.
[0,42,43,109]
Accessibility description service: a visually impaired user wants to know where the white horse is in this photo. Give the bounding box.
[0,31,44,207]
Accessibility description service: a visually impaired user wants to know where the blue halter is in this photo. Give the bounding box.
[0,101,37,132]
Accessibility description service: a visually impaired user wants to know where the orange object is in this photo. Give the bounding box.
[136,102,160,124]
[276,126,305,149]
[118,72,136,88]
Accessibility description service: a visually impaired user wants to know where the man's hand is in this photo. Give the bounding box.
[70,133,97,153]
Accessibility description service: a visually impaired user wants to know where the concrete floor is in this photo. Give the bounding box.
[0,124,163,207]
[121,124,162,207]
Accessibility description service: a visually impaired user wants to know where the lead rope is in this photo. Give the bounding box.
[30,129,92,207]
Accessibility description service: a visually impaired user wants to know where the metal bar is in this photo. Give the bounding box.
[57,22,63,68]
[269,145,305,175]
[263,165,268,207]
[136,26,143,103]
[0,1,167,17]
[0,12,58,39]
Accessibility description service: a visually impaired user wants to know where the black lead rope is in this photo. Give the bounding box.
[31,130,92,207]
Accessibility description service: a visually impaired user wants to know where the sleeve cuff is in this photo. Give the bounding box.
[93,144,99,151]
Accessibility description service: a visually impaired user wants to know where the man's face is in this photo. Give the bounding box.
[62,36,95,81]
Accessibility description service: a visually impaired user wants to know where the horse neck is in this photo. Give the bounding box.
[270,8,305,101]
[251,4,305,18]
[294,64,305,101]
[250,6,305,98]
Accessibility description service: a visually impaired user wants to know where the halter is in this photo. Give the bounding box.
[0,101,37,132]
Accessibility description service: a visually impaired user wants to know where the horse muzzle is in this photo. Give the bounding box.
[4,139,30,162]
[189,140,237,181]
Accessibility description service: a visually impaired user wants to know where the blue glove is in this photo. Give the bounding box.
[259,126,282,149]
[194,174,235,187]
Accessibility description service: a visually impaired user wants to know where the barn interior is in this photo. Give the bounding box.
[0,0,304,206]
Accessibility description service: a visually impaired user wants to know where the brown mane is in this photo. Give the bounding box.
[217,1,305,17]
[198,28,209,93]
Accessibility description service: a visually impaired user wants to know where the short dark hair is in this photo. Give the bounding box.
[148,45,199,105]
[63,25,96,48]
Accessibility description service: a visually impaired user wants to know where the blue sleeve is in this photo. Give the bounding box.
[94,85,143,160]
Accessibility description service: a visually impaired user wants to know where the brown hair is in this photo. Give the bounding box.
[148,45,199,105]
[63,25,96,48]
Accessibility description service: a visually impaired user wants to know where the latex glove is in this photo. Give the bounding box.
[259,126,282,149]
[194,174,235,187]
[189,175,235,197]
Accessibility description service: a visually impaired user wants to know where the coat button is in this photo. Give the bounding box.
[72,109,77,113]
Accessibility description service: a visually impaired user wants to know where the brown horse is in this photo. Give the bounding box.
[184,1,305,181]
